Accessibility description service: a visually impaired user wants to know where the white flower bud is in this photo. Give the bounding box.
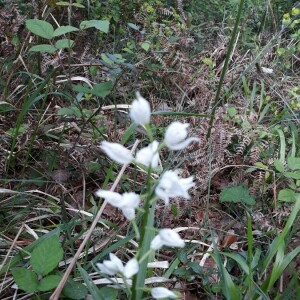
[164,122,199,150]
[151,229,185,250]
[100,141,133,165]
[135,140,160,168]
[151,287,178,299]
[130,92,151,125]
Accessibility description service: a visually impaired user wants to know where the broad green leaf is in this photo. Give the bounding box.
[62,279,88,300]
[29,44,56,53]
[55,39,74,49]
[38,275,61,291]
[287,157,300,170]
[31,235,63,276]
[56,1,70,5]
[284,171,300,179]
[26,19,54,39]
[0,229,61,276]
[53,26,79,37]
[220,185,256,205]
[101,53,114,65]
[79,20,110,33]
[72,3,85,8]
[58,106,81,117]
[277,48,285,55]
[227,106,237,117]
[141,41,151,51]
[72,84,92,94]
[188,261,203,274]
[274,159,285,173]
[12,268,38,293]
[278,189,297,202]
[7,123,29,136]
[91,81,113,98]
[127,23,140,31]
[177,251,188,263]
[99,287,118,300]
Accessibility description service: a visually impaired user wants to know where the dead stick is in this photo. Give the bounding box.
[50,140,140,300]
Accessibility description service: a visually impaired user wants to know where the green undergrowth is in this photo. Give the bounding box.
[0,0,300,299]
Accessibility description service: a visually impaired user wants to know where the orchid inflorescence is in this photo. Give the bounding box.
[95,92,199,299]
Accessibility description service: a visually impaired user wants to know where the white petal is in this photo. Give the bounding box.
[95,190,124,208]
[159,229,185,248]
[121,207,135,220]
[135,147,153,166]
[155,171,194,204]
[150,235,164,250]
[100,141,133,165]
[121,193,140,209]
[130,92,151,125]
[165,122,189,144]
[123,258,139,279]
[155,185,170,205]
[167,137,199,150]
[151,287,178,299]
[96,263,116,276]
[179,176,195,192]
[135,140,160,168]
[164,122,199,151]
[150,141,160,168]
[109,253,124,273]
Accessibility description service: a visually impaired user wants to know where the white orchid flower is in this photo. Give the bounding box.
[96,253,124,276]
[100,141,133,165]
[130,92,151,125]
[96,190,140,221]
[155,170,195,205]
[150,229,185,250]
[96,254,139,279]
[164,122,199,150]
[151,287,178,299]
[135,140,160,168]
[123,258,139,279]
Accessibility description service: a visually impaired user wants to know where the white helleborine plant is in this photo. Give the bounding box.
[130,92,151,125]
[164,121,199,150]
[151,228,185,250]
[151,287,178,299]
[155,170,195,205]
[100,141,133,165]
[96,190,140,221]
[96,253,139,279]
[135,140,160,168]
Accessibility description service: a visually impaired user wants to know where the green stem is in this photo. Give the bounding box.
[131,199,156,299]
[131,219,140,240]
[145,123,154,141]
[139,248,154,264]
[206,0,246,139]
